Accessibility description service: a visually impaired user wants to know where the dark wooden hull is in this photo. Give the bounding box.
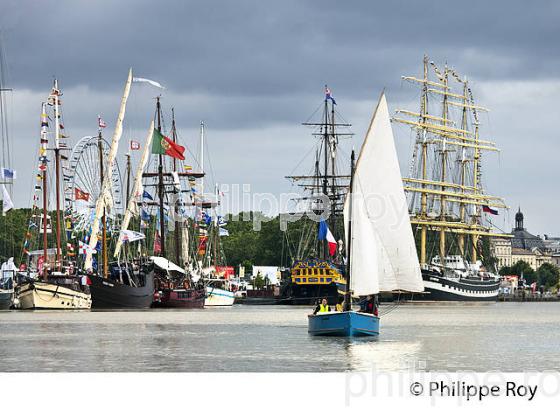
[153,288,205,308]
[279,282,340,305]
[0,291,13,310]
[87,271,154,309]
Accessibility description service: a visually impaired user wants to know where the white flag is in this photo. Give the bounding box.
[119,229,146,243]
[132,77,165,89]
[2,185,14,215]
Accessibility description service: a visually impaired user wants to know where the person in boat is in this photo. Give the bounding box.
[313,298,330,315]
[335,296,344,312]
[360,295,378,316]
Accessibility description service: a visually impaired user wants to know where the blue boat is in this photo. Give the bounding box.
[306,93,424,337]
[308,311,379,336]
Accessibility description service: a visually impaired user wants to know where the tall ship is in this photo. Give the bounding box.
[142,98,206,308]
[393,56,511,301]
[17,81,91,309]
[282,86,352,305]
[83,70,154,309]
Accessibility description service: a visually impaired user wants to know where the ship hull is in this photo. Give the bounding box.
[0,290,13,310]
[308,311,379,337]
[280,282,340,305]
[154,288,205,308]
[205,286,235,306]
[87,272,154,309]
[16,282,91,310]
[419,269,500,301]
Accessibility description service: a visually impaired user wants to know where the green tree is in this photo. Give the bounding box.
[503,260,536,284]
[253,271,265,290]
[536,263,560,290]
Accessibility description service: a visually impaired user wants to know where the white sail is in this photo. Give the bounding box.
[114,121,154,258]
[85,69,133,270]
[345,93,423,294]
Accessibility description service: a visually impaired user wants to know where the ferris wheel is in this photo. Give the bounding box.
[65,135,125,234]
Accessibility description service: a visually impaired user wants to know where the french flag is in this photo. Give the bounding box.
[318,220,337,256]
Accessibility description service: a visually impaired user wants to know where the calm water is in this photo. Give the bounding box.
[0,303,559,372]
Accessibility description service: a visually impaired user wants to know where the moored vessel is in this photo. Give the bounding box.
[393,56,510,301]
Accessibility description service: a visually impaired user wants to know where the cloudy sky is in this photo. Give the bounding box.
[1,0,559,234]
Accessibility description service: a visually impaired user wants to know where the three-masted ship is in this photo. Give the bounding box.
[17,81,91,309]
[282,86,352,305]
[393,56,511,301]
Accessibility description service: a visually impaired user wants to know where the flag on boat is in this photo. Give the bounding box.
[318,219,337,256]
[132,77,165,89]
[183,165,193,171]
[79,241,97,255]
[141,207,151,221]
[153,231,162,253]
[0,167,16,179]
[142,190,153,201]
[151,128,185,160]
[98,116,107,128]
[119,229,146,243]
[1,186,14,215]
[325,85,336,105]
[130,140,140,151]
[219,228,229,237]
[482,205,498,215]
[75,188,90,201]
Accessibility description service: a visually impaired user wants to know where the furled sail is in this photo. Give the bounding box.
[85,69,133,270]
[114,121,154,258]
[345,93,423,294]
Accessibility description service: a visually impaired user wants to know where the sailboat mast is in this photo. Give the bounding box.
[125,153,131,210]
[419,56,429,266]
[52,80,62,270]
[171,108,181,265]
[458,80,469,257]
[438,66,449,264]
[330,99,336,236]
[41,102,48,279]
[344,150,355,311]
[156,97,166,257]
[98,127,108,278]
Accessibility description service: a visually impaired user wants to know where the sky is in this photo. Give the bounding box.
[1,0,559,235]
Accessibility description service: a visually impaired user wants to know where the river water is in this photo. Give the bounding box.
[0,303,558,372]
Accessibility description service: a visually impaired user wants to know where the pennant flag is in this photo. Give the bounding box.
[2,186,14,215]
[219,227,229,237]
[482,205,498,216]
[183,165,193,171]
[141,208,151,221]
[78,241,97,255]
[325,85,336,105]
[75,188,90,201]
[119,229,146,243]
[318,220,337,256]
[130,140,140,151]
[151,128,185,160]
[142,190,153,201]
[153,231,162,254]
[132,77,165,89]
[1,168,16,179]
[98,116,107,128]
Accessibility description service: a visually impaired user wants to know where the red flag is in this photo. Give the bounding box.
[98,116,107,128]
[153,231,161,254]
[75,188,90,201]
[130,140,141,151]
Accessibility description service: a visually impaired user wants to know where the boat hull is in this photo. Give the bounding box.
[308,311,379,336]
[87,272,154,309]
[16,282,91,310]
[205,286,235,306]
[0,290,13,310]
[154,288,205,308]
[419,270,500,301]
[279,282,341,305]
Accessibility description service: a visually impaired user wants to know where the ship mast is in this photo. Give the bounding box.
[394,56,511,268]
[51,80,62,271]
[156,97,166,257]
[41,103,48,279]
[98,125,108,277]
[171,108,181,265]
